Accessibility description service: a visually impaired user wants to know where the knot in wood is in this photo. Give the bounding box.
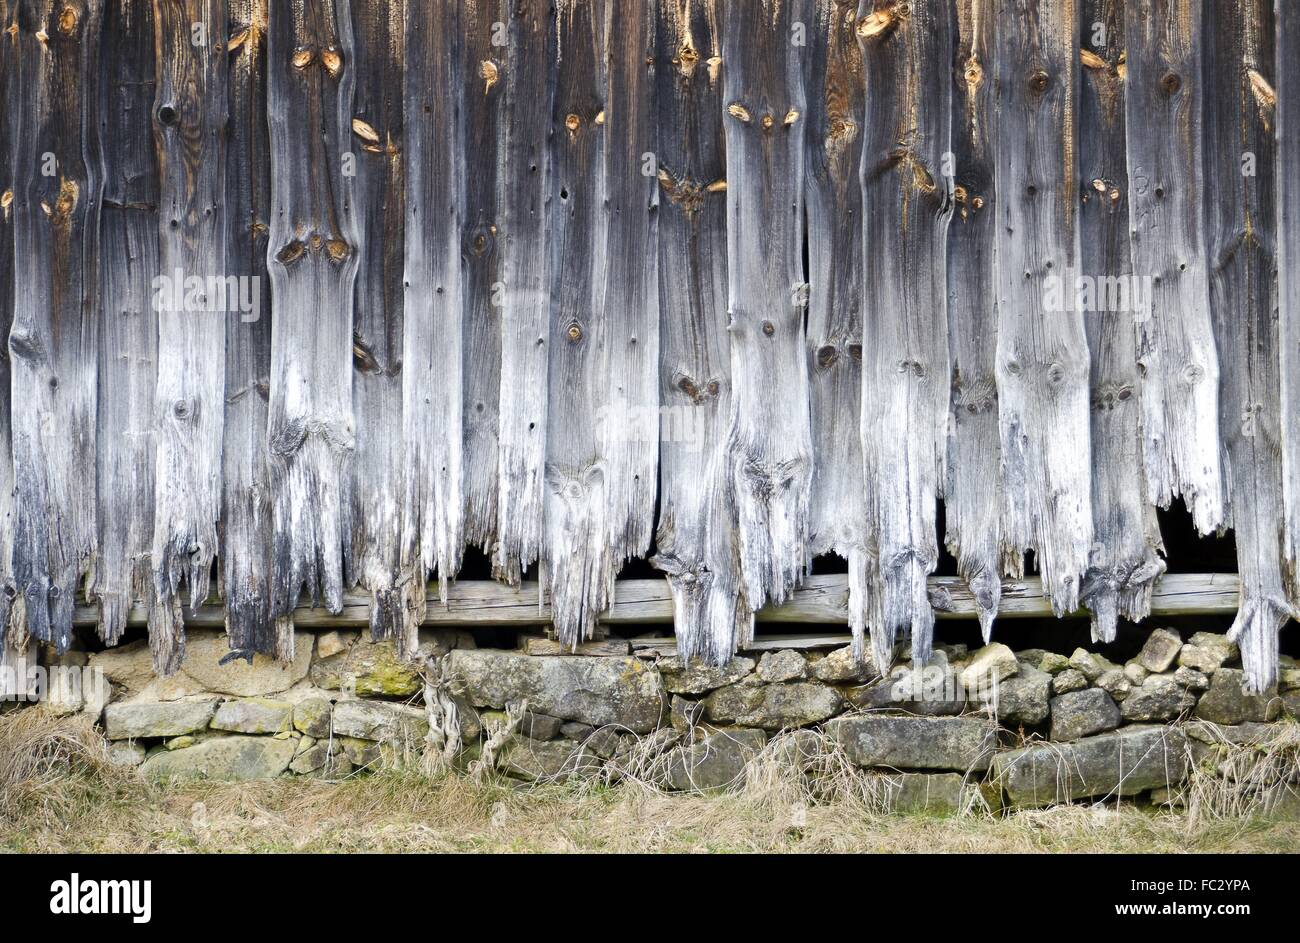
[1161,71,1181,96]
[325,238,351,263]
[565,113,581,132]
[816,345,838,368]
[566,321,583,342]
[291,46,315,69]
[56,5,78,35]
[1028,69,1050,94]
[761,320,775,337]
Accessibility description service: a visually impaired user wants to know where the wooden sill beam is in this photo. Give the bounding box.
[69,572,1241,630]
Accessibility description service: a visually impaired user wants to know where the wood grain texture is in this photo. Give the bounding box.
[1077,0,1164,641]
[993,0,1092,617]
[542,0,610,648]
[68,571,1248,629]
[94,0,158,646]
[9,0,104,652]
[149,0,227,672]
[1278,0,1300,598]
[401,0,465,650]
[1123,0,1223,533]
[1204,0,1290,691]
[651,0,747,663]
[601,0,659,567]
[857,0,953,671]
[461,0,505,553]
[806,0,869,657]
[265,0,359,640]
[222,0,279,657]
[492,0,552,585]
[721,0,814,634]
[0,0,17,642]
[348,0,405,642]
[947,0,1012,641]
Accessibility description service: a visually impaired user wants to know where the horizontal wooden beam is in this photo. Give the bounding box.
[69,572,1241,630]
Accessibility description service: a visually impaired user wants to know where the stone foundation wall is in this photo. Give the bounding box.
[20,626,1300,813]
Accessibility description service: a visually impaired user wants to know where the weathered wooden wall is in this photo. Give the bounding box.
[0,0,1296,691]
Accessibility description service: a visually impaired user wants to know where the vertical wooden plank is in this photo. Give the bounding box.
[1278,0,1300,597]
[1124,0,1222,533]
[806,0,870,657]
[493,0,552,585]
[1077,0,1164,641]
[1204,0,1288,691]
[401,0,463,646]
[651,0,746,663]
[462,0,505,553]
[266,0,359,637]
[0,0,19,641]
[947,0,1011,641]
[9,0,104,651]
[223,0,278,656]
[348,0,404,641]
[543,0,609,647]
[857,0,953,670]
[94,0,158,646]
[601,0,659,567]
[721,0,814,636]
[150,0,227,671]
[993,0,1091,617]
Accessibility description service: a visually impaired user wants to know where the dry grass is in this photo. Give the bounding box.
[1,711,1296,853]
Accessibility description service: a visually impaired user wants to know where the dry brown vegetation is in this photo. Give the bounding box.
[1,710,1296,853]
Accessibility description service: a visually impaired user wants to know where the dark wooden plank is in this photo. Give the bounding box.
[601,0,658,566]
[993,0,1091,616]
[265,0,359,638]
[348,0,405,642]
[947,0,1013,641]
[493,0,553,586]
[1278,0,1300,597]
[857,0,953,670]
[1077,0,1164,641]
[93,0,158,646]
[401,0,465,649]
[1204,0,1289,691]
[461,0,505,553]
[651,0,746,663]
[69,570,1247,628]
[0,0,18,642]
[721,0,814,637]
[222,0,279,657]
[9,0,104,651]
[806,0,869,656]
[1124,0,1222,533]
[542,0,610,648]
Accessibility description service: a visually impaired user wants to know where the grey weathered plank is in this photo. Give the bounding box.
[492,0,552,585]
[401,0,465,649]
[348,0,405,642]
[149,0,229,672]
[68,570,1247,628]
[857,0,953,670]
[947,0,1013,641]
[223,0,279,658]
[461,0,504,553]
[9,0,104,651]
[94,0,158,647]
[265,0,359,639]
[993,0,1091,616]
[0,0,19,642]
[601,0,659,566]
[1077,0,1164,641]
[1278,0,1300,597]
[651,0,746,663]
[806,0,869,656]
[542,0,611,648]
[721,0,814,631]
[1204,0,1289,692]
[1123,0,1223,533]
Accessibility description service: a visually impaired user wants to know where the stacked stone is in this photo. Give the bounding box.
[61,623,1300,812]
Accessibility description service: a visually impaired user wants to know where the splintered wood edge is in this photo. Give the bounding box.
[70,573,1242,629]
